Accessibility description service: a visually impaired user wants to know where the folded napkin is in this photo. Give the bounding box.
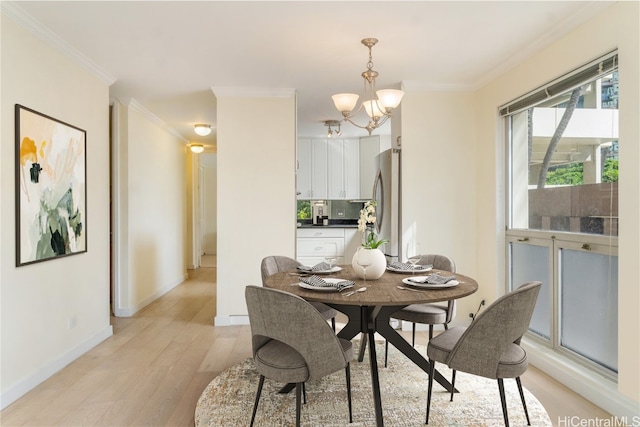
[300,275,354,291]
[297,262,332,272]
[409,273,457,285]
[389,261,433,271]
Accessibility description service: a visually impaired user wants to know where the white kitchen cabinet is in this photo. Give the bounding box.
[327,139,344,199]
[297,138,312,199]
[344,139,360,199]
[328,138,360,200]
[311,139,328,199]
[296,138,328,199]
[296,228,345,266]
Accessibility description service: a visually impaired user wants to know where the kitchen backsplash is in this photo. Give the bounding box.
[297,200,364,221]
[330,200,364,220]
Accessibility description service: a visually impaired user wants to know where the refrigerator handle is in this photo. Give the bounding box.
[373,169,384,234]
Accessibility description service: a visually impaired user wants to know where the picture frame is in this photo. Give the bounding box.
[15,104,87,266]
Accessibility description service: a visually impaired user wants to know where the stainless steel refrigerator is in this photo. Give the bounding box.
[373,146,402,264]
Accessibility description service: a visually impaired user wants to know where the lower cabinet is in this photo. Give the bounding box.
[297,228,345,266]
[296,227,361,266]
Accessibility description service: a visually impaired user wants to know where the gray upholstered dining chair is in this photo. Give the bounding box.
[425,281,542,427]
[385,254,457,366]
[245,285,354,427]
[261,255,338,331]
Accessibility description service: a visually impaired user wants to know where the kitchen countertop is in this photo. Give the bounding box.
[297,220,358,228]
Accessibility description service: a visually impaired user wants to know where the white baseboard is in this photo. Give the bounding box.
[523,338,640,422]
[0,325,113,410]
[112,275,185,317]
[214,315,249,326]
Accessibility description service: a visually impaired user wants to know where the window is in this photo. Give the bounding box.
[503,52,619,378]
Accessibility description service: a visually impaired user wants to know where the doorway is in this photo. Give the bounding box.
[199,153,218,268]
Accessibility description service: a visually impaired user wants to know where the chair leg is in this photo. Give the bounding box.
[331,317,336,332]
[450,370,456,402]
[516,377,531,425]
[295,382,302,427]
[426,359,435,424]
[345,363,353,423]
[497,378,510,427]
[250,375,265,427]
[384,339,389,368]
[428,325,434,340]
[411,322,416,346]
[302,382,307,404]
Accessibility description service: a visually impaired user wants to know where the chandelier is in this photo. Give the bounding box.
[332,38,404,135]
[324,120,342,138]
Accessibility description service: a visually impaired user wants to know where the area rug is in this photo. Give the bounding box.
[195,341,552,426]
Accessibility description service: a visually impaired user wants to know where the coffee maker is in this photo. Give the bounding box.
[312,201,328,225]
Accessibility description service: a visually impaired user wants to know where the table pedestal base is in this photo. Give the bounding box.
[331,304,458,427]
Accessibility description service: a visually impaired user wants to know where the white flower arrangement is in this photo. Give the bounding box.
[358,201,388,249]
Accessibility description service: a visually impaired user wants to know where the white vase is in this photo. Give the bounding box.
[351,247,387,280]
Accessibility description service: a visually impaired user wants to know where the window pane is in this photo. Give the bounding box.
[510,72,619,236]
[560,249,618,372]
[510,242,550,339]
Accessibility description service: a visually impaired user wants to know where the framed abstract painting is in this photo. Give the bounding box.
[15,104,87,266]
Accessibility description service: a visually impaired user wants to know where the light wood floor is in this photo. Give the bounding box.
[1,265,612,426]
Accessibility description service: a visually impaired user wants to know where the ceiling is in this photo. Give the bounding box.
[5,1,612,150]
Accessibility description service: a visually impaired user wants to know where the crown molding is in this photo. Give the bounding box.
[1,1,116,86]
[116,98,187,143]
[470,1,616,90]
[211,87,296,98]
[403,2,615,94]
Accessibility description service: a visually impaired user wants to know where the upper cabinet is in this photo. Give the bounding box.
[297,138,312,199]
[328,138,360,200]
[297,138,327,199]
[297,136,379,200]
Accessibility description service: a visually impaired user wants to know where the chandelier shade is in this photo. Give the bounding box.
[363,100,385,119]
[331,38,404,135]
[332,93,360,114]
[376,89,404,110]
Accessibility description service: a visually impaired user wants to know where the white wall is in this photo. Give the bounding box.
[1,14,112,407]
[112,99,188,316]
[213,89,296,324]
[400,90,480,320]
[473,0,639,412]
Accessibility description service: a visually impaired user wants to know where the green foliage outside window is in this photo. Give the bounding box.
[545,159,618,185]
[297,201,311,219]
[546,163,584,185]
[602,159,618,182]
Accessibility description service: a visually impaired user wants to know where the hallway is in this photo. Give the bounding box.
[1,265,251,426]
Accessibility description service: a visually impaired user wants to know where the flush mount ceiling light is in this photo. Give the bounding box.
[324,120,342,138]
[194,124,212,136]
[190,144,204,153]
[332,38,404,135]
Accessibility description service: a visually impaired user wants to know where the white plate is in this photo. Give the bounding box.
[297,266,342,274]
[402,277,459,289]
[298,278,354,292]
[386,265,433,274]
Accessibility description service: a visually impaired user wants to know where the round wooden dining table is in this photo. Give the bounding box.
[263,264,478,427]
